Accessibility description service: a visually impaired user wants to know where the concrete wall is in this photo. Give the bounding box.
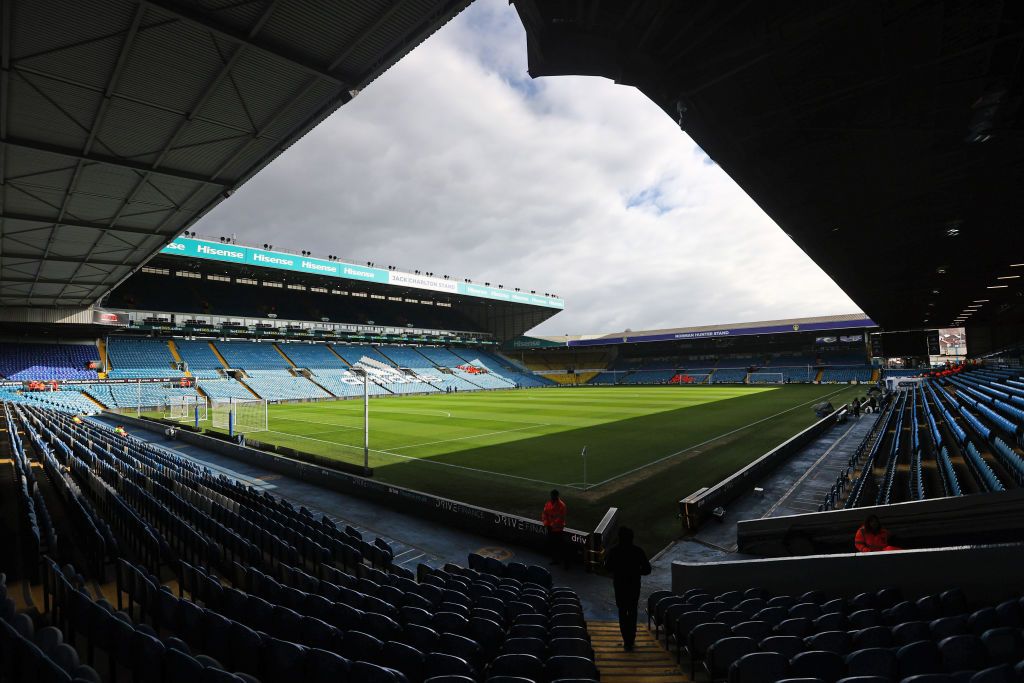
[737,488,1024,556]
[672,542,1024,605]
[117,414,592,554]
[679,407,848,530]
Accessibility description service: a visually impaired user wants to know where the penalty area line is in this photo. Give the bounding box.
[588,386,856,489]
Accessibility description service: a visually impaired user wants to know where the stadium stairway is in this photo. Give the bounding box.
[207,340,230,368]
[273,343,297,367]
[166,339,189,376]
[96,338,108,374]
[588,619,688,682]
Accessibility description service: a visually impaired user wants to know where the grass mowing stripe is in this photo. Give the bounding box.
[206,385,866,549]
[589,385,854,488]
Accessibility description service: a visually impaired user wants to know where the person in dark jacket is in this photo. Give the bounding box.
[604,526,652,651]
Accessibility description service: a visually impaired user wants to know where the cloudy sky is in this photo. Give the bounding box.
[199,0,860,336]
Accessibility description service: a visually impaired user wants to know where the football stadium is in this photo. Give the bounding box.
[1,2,1023,683]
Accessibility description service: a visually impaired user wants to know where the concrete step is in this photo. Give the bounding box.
[588,620,689,682]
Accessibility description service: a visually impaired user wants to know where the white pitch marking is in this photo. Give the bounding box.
[590,386,857,488]
[389,423,548,451]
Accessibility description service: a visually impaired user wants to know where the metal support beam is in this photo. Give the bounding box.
[138,0,351,88]
[0,251,128,266]
[2,137,230,186]
[0,211,169,236]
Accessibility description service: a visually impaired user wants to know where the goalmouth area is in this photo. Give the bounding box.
[199,385,866,549]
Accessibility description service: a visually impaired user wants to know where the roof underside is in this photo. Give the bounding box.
[512,0,1024,332]
[0,0,470,308]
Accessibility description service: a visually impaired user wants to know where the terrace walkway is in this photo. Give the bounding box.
[589,620,688,682]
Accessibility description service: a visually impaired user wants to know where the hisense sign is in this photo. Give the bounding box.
[161,237,564,309]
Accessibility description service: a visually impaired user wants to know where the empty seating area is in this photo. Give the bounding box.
[648,583,1024,683]
[277,343,348,369]
[0,387,100,413]
[330,345,395,367]
[841,368,1024,509]
[175,340,226,378]
[0,401,592,683]
[107,338,181,379]
[216,342,292,371]
[242,373,332,401]
[821,367,873,383]
[0,342,98,381]
[621,369,677,385]
[712,369,749,384]
[198,379,257,402]
[81,383,197,410]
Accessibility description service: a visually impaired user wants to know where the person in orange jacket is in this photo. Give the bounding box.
[542,489,569,568]
[855,514,900,552]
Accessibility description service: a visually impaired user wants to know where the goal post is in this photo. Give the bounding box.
[749,372,785,385]
[212,397,268,435]
[166,394,207,425]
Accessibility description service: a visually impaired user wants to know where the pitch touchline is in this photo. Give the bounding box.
[590,386,856,489]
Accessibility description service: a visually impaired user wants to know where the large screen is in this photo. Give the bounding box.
[160,237,564,310]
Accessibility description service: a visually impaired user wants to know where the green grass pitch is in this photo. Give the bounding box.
[210,384,866,550]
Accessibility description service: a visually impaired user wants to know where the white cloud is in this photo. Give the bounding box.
[200,0,859,335]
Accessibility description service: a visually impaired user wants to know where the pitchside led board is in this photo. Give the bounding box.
[160,238,564,310]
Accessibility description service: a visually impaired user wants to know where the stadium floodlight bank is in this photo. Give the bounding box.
[166,395,207,426]
[749,372,785,384]
[212,397,268,435]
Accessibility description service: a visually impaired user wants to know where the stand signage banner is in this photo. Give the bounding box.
[161,237,564,309]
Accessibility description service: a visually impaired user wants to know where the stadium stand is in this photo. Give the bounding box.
[712,369,749,384]
[821,367,874,383]
[622,370,677,385]
[197,378,256,401]
[0,399,593,683]
[822,368,1024,511]
[647,582,1024,680]
[277,343,350,369]
[106,338,182,378]
[215,341,292,371]
[0,342,98,381]
[175,340,227,379]
[80,383,198,410]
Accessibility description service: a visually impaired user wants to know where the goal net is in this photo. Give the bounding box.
[749,372,785,384]
[212,397,268,434]
[166,395,207,423]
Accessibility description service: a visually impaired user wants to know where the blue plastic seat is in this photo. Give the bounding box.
[939,634,987,673]
[706,636,758,681]
[261,638,307,683]
[845,647,898,679]
[380,640,424,683]
[894,622,932,645]
[489,653,544,682]
[789,650,845,683]
[980,626,1024,665]
[340,631,384,666]
[728,651,789,683]
[805,631,852,656]
[850,627,893,650]
[548,637,593,660]
[897,641,943,678]
[930,616,969,641]
[502,636,546,660]
[438,632,483,674]
[301,648,351,683]
[546,655,600,682]
[403,623,439,654]
[775,618,812,638]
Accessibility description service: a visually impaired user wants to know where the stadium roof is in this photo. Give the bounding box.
[537,313,876,347]
[0,0,470,309]
[511,0,1024,332]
